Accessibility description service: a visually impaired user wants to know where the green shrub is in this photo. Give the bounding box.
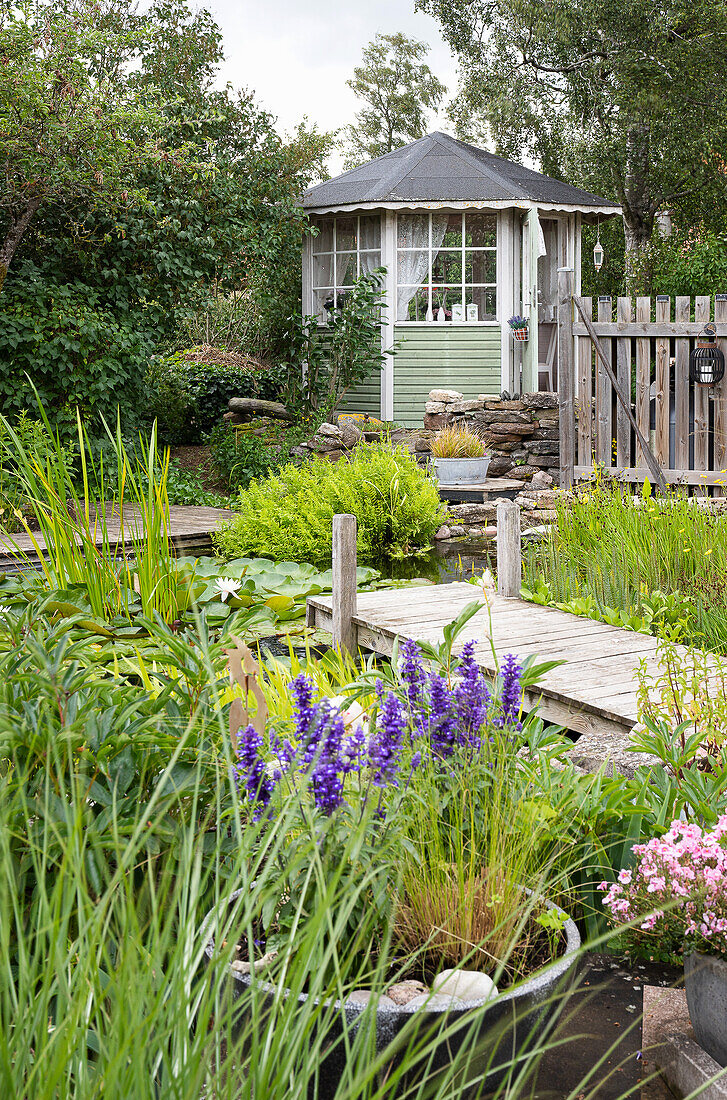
[214,442,444,563]
[0,412,76,531]
[147,350,280,445]
[209,422,279,491]
[166,462,229,507]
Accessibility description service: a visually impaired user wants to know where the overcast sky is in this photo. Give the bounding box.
[205,0,459,168]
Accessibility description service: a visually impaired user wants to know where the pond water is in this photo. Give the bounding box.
[381,537,494,586]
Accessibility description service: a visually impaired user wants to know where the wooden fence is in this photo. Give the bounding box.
[558,279,727,492]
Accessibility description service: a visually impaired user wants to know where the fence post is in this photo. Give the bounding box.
[558,267,575,490]
[332,514,357,654]
[497,500,521,597]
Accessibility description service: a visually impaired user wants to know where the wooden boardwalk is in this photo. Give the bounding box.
[0,505,234,568]
[307,581,670,769]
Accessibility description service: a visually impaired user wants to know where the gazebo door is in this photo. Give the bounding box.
[537,218,560,390]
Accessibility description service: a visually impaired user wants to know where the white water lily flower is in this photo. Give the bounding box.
[215,577,242,603]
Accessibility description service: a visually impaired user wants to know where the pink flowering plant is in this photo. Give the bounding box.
[600,814,727,960]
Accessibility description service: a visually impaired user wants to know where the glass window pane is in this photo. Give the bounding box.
[399,285,430,322]
[336,216,357,250]
[431,287,460,320]
[441,213,462,248]
[359,215,381,250]
[466,250,496,284]
[314,288,335,321]
[311,217,333,253]
[397,212,429,248]
[432,250,463,285]
[336,252,356,287]
[360,251,381,275]
[465,213,497,247]
[312,253,334,289]
[465,287,497,321]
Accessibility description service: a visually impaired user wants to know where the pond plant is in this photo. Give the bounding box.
[523,474,727,649]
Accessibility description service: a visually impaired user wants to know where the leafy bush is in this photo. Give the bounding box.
[166,462,229,507]
[214,442,444,563]
[209,422,280,491]
[630,226,727,297]
[147,350,281,445]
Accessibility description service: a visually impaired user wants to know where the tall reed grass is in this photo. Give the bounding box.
[0,407,184,622]
[524,477,727,649]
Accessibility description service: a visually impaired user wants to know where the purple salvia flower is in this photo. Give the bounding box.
[454,640,489,747]
[289,674,318,741]
[233,724,276,821]
[341,725,366,774]
[426,672,457,758]
[310,709,346,815]
[410,750,422,771]
[369,691,407,786]
[497,653,523,728]
[400,637,426,705]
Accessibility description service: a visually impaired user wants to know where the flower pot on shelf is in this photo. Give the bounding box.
[203,890,581,1100]
[684,952,727,1067]
[433,455,491,486]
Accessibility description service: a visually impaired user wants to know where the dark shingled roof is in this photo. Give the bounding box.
[303,132,619,211]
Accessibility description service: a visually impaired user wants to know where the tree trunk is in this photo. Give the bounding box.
[620,123,655,292]
[0,199,42,293]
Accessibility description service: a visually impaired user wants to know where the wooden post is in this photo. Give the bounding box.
[558,268,575,489]
[497,499,521,597]
[332,514,357,654]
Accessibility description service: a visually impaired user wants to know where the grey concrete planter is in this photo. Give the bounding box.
[685,951,727,1067]
[203,891,581,1099]
[434,456,490,486]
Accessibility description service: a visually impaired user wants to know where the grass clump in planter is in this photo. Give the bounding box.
[213,441,444,564]
[431,425,487,458]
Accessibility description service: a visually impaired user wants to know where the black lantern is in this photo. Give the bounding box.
[690,322,725,385]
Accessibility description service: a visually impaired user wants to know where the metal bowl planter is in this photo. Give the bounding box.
[202,890,581,1099]
[684,952,727,1067]
[433,455,491,486]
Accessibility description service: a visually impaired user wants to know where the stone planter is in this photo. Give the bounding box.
[433,455,490,486]
[684,951,727,1067]
[203,891,581,1099]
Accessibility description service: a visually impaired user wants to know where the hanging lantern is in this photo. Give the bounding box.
[593,219,604,272]
[689,322,725,385]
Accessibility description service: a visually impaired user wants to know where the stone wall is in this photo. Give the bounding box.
[422,389,560,490]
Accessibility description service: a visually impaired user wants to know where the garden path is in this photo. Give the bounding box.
[307,582,702,773]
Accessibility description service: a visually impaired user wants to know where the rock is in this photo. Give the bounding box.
[339,421,363,448]
[486,400,525,411]
[434,524,451,540]
[415,432,433,452]
[479,393,500,403]
[528,440,559,456]
[448,503,496,523]
[486,457,514,477]
[483,525,497,538]
[228,397,294,421]
[405,993,467,1011]
[509,465,538,480]
[521,392,558,410]
[432,969,498,1002]
[425,401,447,413]
[530,470,554,489]
[387,980,428,1005]
[423,412,451,431]
[347,990,397,1009]
[467,526,485,537]
[487,422,535,436]
[532,428,560,441]
[470,410,533,426]
[448,399,484,414]
[448,524,466,537]
[323,449,345,462]
[428,389,463,403]
[318,422,343,438]
[231,949,279,975]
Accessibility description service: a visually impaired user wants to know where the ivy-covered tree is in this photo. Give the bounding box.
[341,33,446,170]
[417,0,727,267]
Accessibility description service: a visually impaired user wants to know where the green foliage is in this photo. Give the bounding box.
[214,442,444,564]
[523,477,727,649]
[147,351,279,445]
[165,462,228,507]
[628,226,727,298]
[283,270,390,419]
[209,423,279,492]
[0,410,75,531]
[341,33,447,169]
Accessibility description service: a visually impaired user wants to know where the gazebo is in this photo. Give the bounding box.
[302,132,620,427]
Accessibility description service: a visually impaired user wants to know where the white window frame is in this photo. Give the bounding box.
[311,214,382,321]
[395,210,499,326]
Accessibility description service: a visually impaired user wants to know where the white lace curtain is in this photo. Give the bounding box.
[396,213,448,321]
